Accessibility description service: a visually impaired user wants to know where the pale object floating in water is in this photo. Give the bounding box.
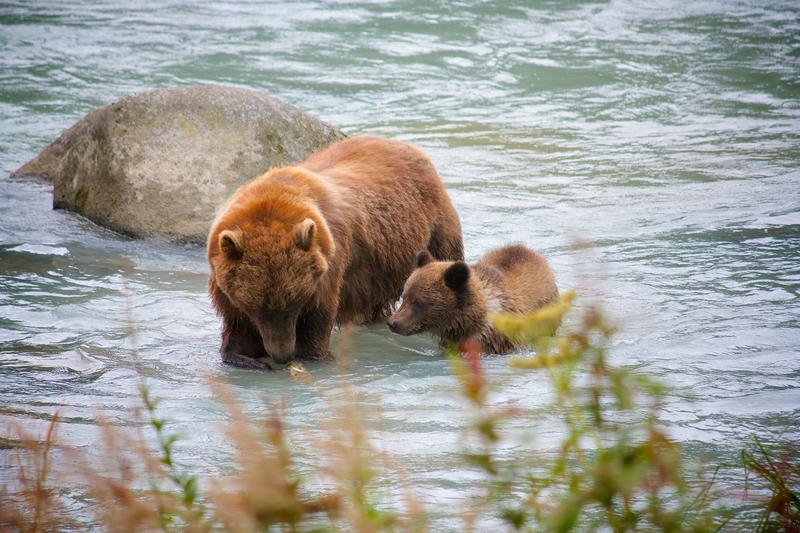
[288,361,308,378]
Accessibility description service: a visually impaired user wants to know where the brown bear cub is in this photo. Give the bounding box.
[208,136,463,369]
[387,244,558,354]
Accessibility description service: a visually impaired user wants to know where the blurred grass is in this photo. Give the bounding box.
[741,436,800,532]
[1,292,798,532]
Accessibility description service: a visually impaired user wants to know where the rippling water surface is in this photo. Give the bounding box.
[1,0,799,527]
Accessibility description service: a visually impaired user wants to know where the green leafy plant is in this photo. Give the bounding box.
[448,290,719,531]
[138,383,203,528]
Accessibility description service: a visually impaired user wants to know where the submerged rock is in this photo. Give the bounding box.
[12,85,345,243]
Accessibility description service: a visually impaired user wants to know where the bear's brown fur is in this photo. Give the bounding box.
[208,136,463,368]
[387,244,558,354]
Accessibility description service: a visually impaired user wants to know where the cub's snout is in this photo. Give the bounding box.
[386,311,412,335]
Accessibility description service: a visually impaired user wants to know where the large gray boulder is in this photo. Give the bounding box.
[12,85,346,243]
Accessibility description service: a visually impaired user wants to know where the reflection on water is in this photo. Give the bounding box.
[1,0,799,527]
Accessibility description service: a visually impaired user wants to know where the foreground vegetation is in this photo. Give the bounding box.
[1,292,798,532]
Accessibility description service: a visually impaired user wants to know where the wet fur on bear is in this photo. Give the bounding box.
[387,244,558,354]
[208,136,464,367]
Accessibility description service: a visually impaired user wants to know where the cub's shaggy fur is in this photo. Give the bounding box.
[387,244,557,354]
[208,136,463,368]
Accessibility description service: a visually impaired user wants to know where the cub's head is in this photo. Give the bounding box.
[209,213,333,364]
[387,250,476,337]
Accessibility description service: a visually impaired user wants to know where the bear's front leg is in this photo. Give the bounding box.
[295,304,336,361]
[210,276,270,368]
[220,315,272,368]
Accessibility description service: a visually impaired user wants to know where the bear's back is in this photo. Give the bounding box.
[477,244,558,315]
[300,136,433,187]
[300,136,463,324]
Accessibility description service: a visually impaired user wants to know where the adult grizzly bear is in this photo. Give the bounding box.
[208,136,463,368]
[387,244,558,354]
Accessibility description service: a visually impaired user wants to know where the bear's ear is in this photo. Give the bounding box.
[443,261,470,294]
[219,229,243,260]
[294,218,316,251]
[416,249,434,268]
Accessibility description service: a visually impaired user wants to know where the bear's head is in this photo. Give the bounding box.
[209,203,333,364]
[387,250,483,338]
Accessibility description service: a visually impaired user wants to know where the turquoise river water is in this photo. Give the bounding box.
[1,1,799,529]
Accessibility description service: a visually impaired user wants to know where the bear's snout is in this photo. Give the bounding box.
[387,313,413,336]
[254,309,299,365]
[261,333,296,364]
[266,343,296,365]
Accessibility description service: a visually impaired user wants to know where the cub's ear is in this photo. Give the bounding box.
[443,261,470,294]
[219,229,243,259]
[416,249,434,268]
[294,218,316,251]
